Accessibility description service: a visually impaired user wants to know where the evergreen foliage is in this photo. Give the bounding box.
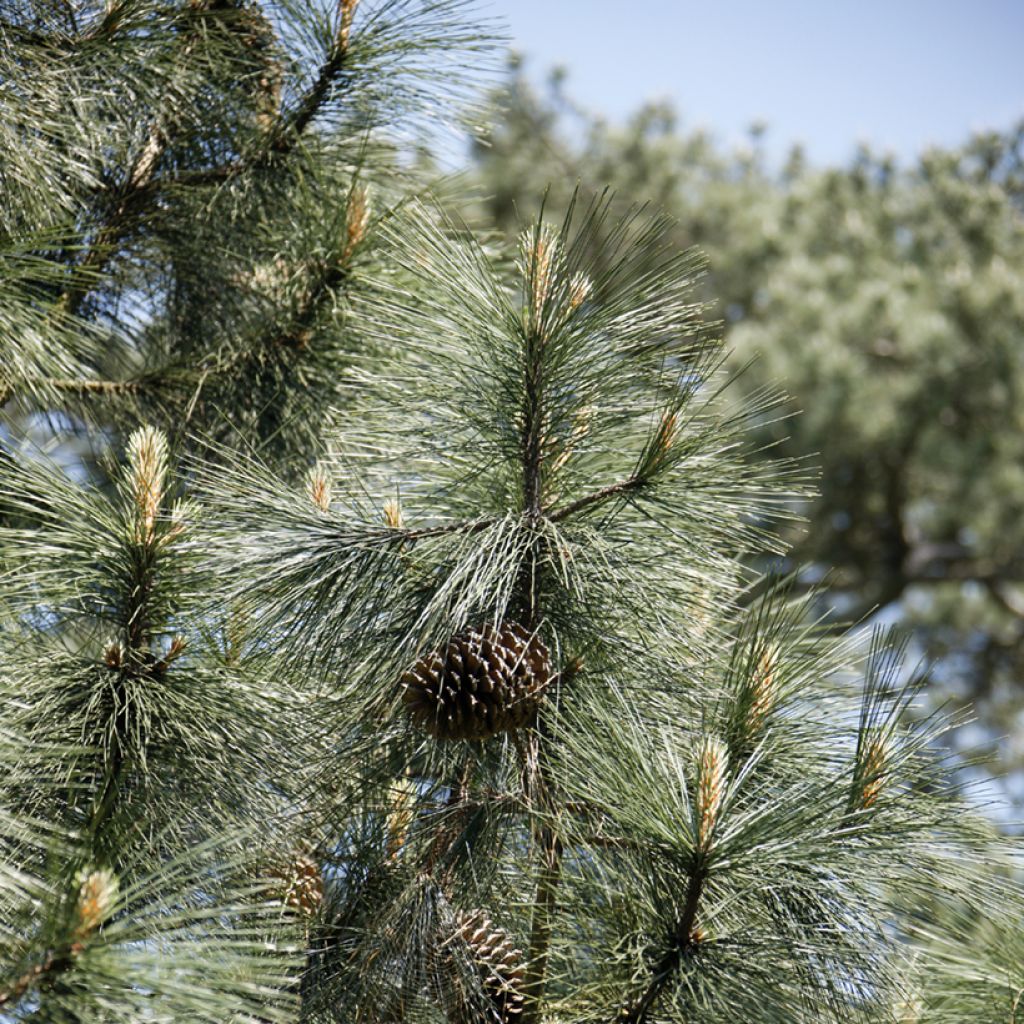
[1,0,491,463]
[462,62,1024,792]
[2,5,1023,1023]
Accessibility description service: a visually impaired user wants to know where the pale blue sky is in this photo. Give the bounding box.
[483,0,1024,165]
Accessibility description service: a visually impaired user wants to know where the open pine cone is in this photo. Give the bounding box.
[269,850,323,917]
[450,909,526,1024]
[401,622,551,741]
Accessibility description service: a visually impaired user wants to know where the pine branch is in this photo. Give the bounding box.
[51,0,357,317]
[609,735,726,1023]
[520,738,562,1024]
[252,184,368,352]
[545,409,682,522]
[0,948,77,1012]
[0,1,131,47]
[118,0,360,200]
[89,428,173,843]
[46,377,145,395]
[615,864,707,1024]
[0,19,52,47]
[63,121,164,313]
[47,2,362,373]
[14,257,354,413]
[546,474,644,523]
[278,0,359,145]
[515,231,569,1024]
[56,1,235,316]
[0,866,118,1013]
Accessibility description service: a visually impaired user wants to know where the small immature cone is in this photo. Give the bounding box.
[337,0,359,53]
[742,641,781,743]
[382,498,403,529]
[165,634,187,663]
[695,737,728,853]
[127,125,165,190]
[127,425,168,545]
[857,734,890,810]
[342,185,371,263]
[307,463,332,512]
[103,640,123,670]
[151,634,188,678]
[72,868,118,942]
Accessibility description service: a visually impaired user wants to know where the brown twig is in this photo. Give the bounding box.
[0,949,75,1011]
[546,475,644,523]
[398,516,499,543]
[615,864,707,1024]
[46,377,145,395]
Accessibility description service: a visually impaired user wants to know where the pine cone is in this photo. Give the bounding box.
[271,851,324,917]
[452,909,526,1024]
[401,622,551,741]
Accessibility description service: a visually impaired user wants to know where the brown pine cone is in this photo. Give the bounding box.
[451,909,526,1024]
[270,851,323,917]
[401,622,551,741]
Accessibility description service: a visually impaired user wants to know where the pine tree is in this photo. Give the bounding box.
[2,4,1022,1023]
[461,64,1024,799]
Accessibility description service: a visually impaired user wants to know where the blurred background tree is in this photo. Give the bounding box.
[456,59,1024,807]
